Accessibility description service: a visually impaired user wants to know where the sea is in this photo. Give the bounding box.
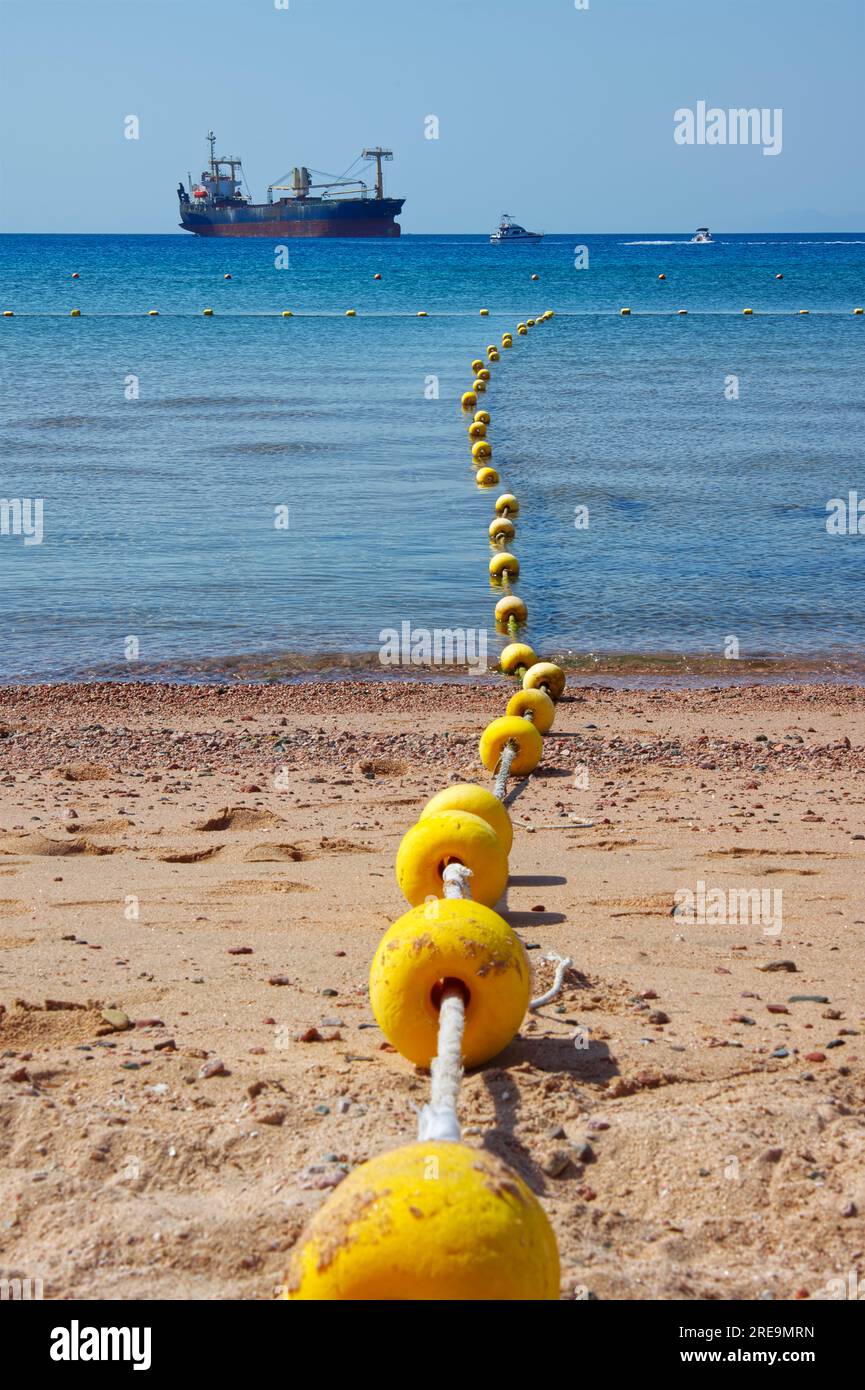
[1,232,863,684]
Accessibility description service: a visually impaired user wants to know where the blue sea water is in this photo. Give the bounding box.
[0,232,863,683]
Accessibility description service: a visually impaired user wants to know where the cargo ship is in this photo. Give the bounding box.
[177,132,405,237]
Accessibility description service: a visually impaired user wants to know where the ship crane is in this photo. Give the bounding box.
[361,148,393,200]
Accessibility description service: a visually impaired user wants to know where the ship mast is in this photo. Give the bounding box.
[362,147,392,200]
[207,130,216,180]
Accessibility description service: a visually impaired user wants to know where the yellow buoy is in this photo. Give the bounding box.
[479,715,543,776]
[489,516,515,543]
[477,367,491,381]
[417,311,428,317]
[461,391,478,410]
[147,309,159,316]
[620,307,631,316]
[474,409,491,425]
[526,318,536,327]
[546,309,555,317]
[369,900,527,1067]
[281,310,293,317]
[854,307,863,315]
[489,552,519,580]
[506,687,556,734]
[468,421,487,441]
[285,1140,560,1301]
[798,309,810,315]
[743,307,754,315]
[531,273,540,281]
[420,783,513,855]
[471,439,492,461]
[517,326,528,335]
[471,359,484,373]
[523,661,566,700]
[203,307,214,316]
[495,594,527,626]
[473,377,487,392]
[2,310,13,317]
[70,308,82,316]
[346,308,357,316]
[476,466,499,487]
[223,273,232,280]
[495,492,519,516]
[516,323,527,332]
[487,349,500,361]
[500,641,537,675]
[677,309,688,315]
[480,307,490,315]
[395,810,508,909]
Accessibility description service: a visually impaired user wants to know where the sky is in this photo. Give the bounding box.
[0,0,862,234]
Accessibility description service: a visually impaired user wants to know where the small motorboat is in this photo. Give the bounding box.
[490,213,543,245]
[690,227,714,243]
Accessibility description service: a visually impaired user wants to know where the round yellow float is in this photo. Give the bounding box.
[506,687,556,734]
[489,552,519,580]
[2,310,13,317]
[70,308,82,317]
[461,391,478,410]
[523,661,566,700]
[743,307,754,315]
[468,421,487,440]
[281,310,293,317]
[369,899,527,1067]
[495,492,519,516]
[527,318,536,327]
[489,516,515,542]
[854,307,863,315]
[517,326,528,335]
[479,716,542,776]
[480,307,490,316]
[471,439,492,461]
[471,359,484,373]
[487,349,500,361]
[345,308,357,316]
[475,466,499,486]
[620,307,631,316]
[395,810,508,909]
[473,377,486,393]
[419,782,513,854]
[203,307,214,316]
[477,367,491,382]
[417,311,428,317]
[495,594,527,626]
[500,641,537,674]
[285,1139,559,1300]
[474,409,491,425]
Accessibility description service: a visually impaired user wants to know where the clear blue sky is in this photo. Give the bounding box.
[1,0,862,233]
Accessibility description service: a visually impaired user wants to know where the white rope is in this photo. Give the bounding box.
[493,739,517,800]
[442,862,473,899]
[417,984,465,1142]
[529,952,572,1011]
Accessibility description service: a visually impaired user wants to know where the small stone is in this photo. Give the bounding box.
[648,1010,669,1025]
[314,1104,330,1115]
[803,1052,826,1063]
[572,1142,595,1163]
[825,1039,845,1049]
[153,1038,176,1052]
[198,1058,228,1079]
[99,1008,131,1032]
[259,1108,287,1126]
[541,1148,573,1177]
[297,1027,323,1043]
[268,975,291,987]
[762,1147,783,1163]
[228,946,253,955]
[547,1125,566,1140]
[789,995,829,1004]
[587,1118,610,1132]
[771,1047,790,1058]
[321,988,338,997]
[841,1201,857,1218]
[757,960,797,973]
[10,1066,30,1083]
[766,1004,790,1015]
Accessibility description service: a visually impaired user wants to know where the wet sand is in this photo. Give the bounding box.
[0,679,863,1300]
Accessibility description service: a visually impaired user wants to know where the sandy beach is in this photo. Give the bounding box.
[0,677,863,1301]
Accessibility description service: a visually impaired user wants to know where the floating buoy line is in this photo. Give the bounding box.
[3,309,864,319]
[286,306,570,1302]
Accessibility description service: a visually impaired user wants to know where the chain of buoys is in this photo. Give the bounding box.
[286,306,566,1302]
[4,308,864,319]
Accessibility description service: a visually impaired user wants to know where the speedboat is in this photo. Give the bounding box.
[490,213,543,245]
[690,227,714,243]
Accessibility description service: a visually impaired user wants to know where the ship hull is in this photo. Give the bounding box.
[179,196,404,237]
